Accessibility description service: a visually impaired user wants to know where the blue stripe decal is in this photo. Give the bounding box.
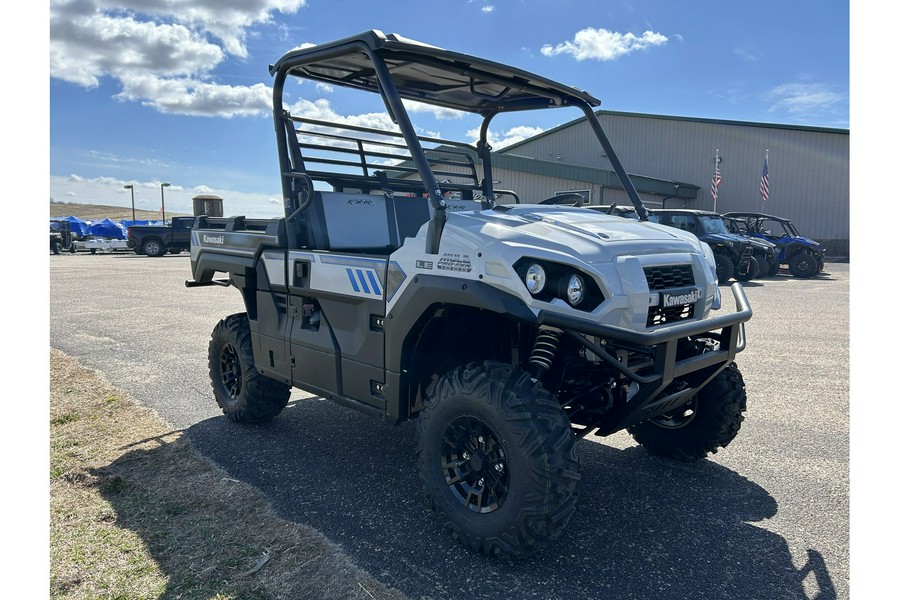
[366,270,382,295]
[346,268,360,292]
[356,269,371,294]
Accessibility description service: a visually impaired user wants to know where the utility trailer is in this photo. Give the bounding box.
[187,31,753,557]
[73,238,131,254]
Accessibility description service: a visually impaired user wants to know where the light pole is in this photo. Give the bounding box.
[160,182,170,223]
[124,184,135,224]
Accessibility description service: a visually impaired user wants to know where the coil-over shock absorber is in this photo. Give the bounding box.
[529,328,562,377]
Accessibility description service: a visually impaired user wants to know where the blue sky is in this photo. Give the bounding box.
[45,0,851,218]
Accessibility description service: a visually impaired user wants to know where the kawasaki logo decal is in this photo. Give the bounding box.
[203,234,225,244]
[662,288,701,307]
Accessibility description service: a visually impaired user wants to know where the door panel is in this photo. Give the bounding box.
[286,251,387,409]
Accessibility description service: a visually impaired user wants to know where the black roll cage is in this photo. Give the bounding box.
[268,30,651,253]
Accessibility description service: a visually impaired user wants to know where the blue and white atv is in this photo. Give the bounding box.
[723,212,825,278]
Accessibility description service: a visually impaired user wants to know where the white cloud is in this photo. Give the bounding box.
[87,150,175,168]
[466,125,544,149]
[764,82,848,121]
[115,73,273,117]
[284,98,400,133]
[733,48,759,62]
[50,6,225,87]
[541,27,667,61]
[50,0,307,114]
[482,5,495,13]
[404,100,467,120]
[50,174,285,218]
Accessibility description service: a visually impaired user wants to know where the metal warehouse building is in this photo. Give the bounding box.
[489,110,849,256]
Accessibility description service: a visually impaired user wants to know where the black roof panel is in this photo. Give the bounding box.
[270,30,601,115]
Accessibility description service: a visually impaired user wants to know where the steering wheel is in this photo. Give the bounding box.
[538,193,584,207]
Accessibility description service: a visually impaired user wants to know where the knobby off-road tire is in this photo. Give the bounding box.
[714,253,735,284]
[788,252,818,278]
[417,361,581,557]
[627,363,747,461]
[142,238,165,257]
[208,313,290,423]
[735,256,760,282]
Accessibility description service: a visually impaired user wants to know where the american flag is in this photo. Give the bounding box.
[760,155,770,204]
[711,166,722,202]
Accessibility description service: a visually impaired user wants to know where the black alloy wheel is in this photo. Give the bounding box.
[417,361,580,556]
[208,313,291,423]
[218,341,242,399]
[788,253,818,278]
[441,415,509,513]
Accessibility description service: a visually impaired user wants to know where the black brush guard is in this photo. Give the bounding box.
[540,283,751,437]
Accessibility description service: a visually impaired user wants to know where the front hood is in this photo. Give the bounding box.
[746,237,777,251]
[744,237,778,248]
[703,232,747,246]
[441,205,702,261]
[775,236,823,252]
[795,236,821,249]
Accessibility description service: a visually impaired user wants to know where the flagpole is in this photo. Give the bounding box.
[760,149,770,210]
[712,149,719,213]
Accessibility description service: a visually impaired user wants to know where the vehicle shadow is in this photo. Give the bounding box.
[169,398,837,600]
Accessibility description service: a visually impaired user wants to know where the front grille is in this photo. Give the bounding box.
[643,264,695,291]
[647,303,696,327]
[644,264,698,327]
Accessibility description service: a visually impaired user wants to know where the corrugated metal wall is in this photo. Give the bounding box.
[491,171,601,205]
[503,112,849,251]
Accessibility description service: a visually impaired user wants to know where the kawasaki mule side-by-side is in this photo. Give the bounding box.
[187,31,753,557]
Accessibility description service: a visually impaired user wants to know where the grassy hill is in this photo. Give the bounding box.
[50,202,190,222]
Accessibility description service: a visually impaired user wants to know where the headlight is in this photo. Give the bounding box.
[565,274,585,306]
[513,258,605,311]
[524,263,547,295]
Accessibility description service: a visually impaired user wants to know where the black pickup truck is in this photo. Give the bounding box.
[127,216,195,256]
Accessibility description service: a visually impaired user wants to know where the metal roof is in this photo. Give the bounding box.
[499,109,849,155]
[269,30,602,115]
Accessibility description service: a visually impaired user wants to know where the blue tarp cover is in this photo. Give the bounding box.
[89,218,128,239]
[50,217,165,239]
[52,216,92,237]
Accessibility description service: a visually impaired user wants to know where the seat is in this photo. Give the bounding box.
[299,191,485,254]
[304,191,397,253]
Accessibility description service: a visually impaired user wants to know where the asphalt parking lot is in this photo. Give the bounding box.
[49,253,849,599]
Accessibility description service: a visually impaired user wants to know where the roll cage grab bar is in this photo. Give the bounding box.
[270,38,651,253]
